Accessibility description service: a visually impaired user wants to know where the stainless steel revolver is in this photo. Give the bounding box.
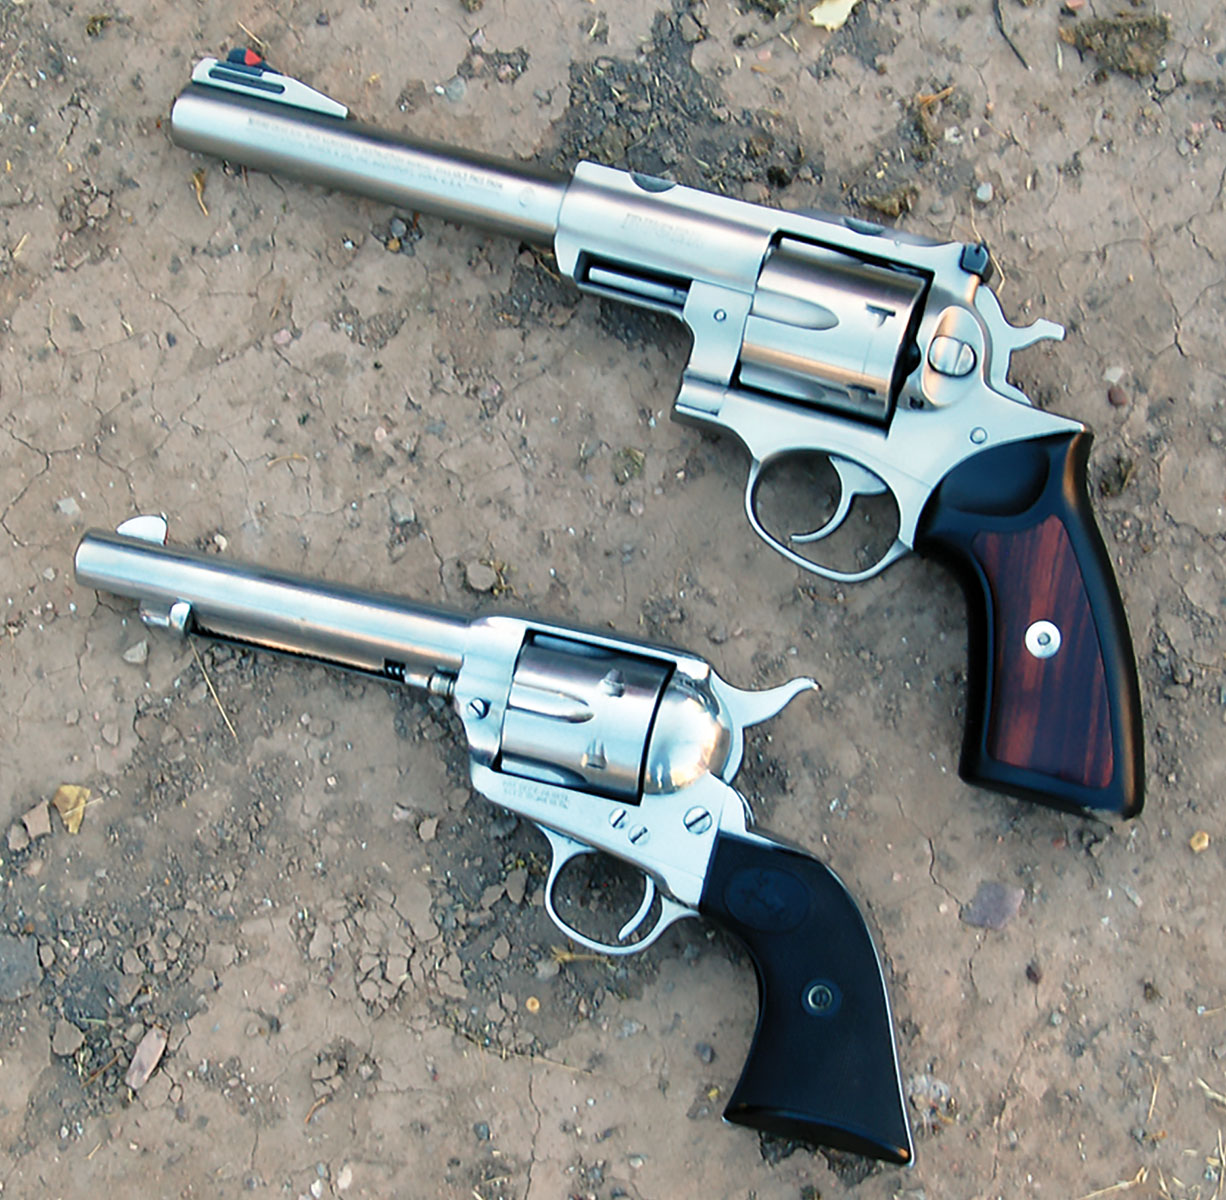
[168,51,1143,819]
[76,515,913,1164]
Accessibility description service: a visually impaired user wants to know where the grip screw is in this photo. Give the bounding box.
[802,979,841,1016]
[1024,620,1062,659]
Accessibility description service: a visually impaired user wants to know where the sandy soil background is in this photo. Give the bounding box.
[1,0,1224,1196]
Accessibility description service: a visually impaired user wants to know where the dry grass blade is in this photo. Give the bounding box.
[192,168,208,216]
[1199,1078,1226,1108]
[1075,1167,1148,1200]
[191,642,238,740]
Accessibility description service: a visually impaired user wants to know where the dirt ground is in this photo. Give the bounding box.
[1,0,1224,1196]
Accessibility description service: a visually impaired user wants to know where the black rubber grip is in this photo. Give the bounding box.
[698,830,912,1165]
[916,431,1143,817]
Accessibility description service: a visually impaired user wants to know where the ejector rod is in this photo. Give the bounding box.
[171,83,568,244]
[74,524,470,690]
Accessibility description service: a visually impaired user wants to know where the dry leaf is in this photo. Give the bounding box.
[807,0,863,31]
[51,785,90,835]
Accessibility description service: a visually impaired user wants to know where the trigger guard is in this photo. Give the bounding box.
[745,458,910,582]
[538,825,699,956]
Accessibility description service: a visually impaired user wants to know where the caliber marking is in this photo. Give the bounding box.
[619,210,702,247]
[497,775,571,811]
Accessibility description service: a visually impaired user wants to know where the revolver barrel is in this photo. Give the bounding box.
[74,521,469,692]
[170,81,567,244]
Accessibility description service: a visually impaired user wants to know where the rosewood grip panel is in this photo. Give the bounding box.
[915,431,1143,816]
[698,830,912,1164]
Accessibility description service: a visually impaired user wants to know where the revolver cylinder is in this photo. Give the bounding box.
[498,638,738,803]
[742,239,927,423]
[500,639,670,800]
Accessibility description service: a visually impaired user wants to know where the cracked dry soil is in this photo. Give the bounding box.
[1,0,1225,1197]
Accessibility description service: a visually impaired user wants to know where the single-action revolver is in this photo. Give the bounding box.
[75,516,913,1164]
[169,51,1143,818]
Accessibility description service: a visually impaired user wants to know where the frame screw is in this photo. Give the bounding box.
[683,807,713,835]
[467,697,490,719]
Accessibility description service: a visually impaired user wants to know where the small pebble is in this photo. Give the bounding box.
[961,881,1024,929]
[442,75,467,103]
[1107,385,1129,408]
[974,181,994,204]
[122,639,149,665]
[51,1020,85,1057]
[23,803,51,841]
[473,1121,491,1141]
[388,490,416,526]
[465,561,499,592]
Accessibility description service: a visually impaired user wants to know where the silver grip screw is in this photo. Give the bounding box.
[1024,620,1062,660]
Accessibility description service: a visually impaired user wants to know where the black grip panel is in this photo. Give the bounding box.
[915,431,1143,817]
[698,830,912,1165]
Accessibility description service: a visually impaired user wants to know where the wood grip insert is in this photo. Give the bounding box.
[972,515,1111,787]
[915,430,1143,816]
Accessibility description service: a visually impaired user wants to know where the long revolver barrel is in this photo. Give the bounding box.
[169,52,1143,818]
[76,516,914,1165]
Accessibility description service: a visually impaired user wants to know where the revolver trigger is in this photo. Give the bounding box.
[790,456,887,545]
[618,875,657,943]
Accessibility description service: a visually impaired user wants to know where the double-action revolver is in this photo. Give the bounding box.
[168,51,1143,818]
[76,516,913,1164]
